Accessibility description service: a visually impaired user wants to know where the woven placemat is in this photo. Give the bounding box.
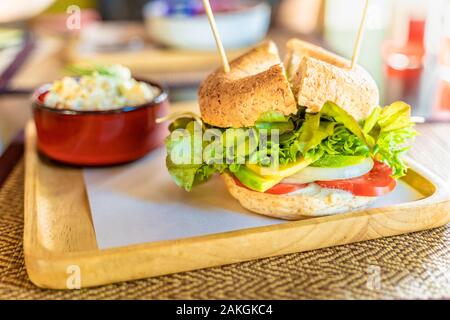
[0,161,449,299]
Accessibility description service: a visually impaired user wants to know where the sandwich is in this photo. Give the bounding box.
[162,39,416,220]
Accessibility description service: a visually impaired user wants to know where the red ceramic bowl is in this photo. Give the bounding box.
[32,80,169,166]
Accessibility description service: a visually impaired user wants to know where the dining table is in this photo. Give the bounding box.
[0,29,449,300]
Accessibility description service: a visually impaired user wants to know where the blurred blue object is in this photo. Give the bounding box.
[166,0,202,16]
[146,0,194,16]
[149,0,251,17]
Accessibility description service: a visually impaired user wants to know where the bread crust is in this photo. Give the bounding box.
[286,38,379,121]
[199,41,297,128]
[285,38,349,80]
[222,173,376,220]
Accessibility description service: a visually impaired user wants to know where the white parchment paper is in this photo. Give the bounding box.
[84,148,424,249]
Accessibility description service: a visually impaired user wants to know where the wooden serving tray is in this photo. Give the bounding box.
[24,114,450,289]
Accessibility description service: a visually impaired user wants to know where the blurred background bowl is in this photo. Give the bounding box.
[143,0,271,50]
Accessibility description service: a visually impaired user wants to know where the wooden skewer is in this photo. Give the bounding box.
[350,0,370,69]
[202,0,230,73]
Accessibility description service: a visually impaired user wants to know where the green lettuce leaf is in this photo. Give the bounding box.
[362,101,416,178]
[300,122,336,159]
[321,101,371,146]
[279,113,332,164]
[363,106,381,133]
[166,156,201,191]
[254,120,294,134]
[375,127,416,178]
[378,101,412,132]
[164,101,416,191]
[256,111,289,122]
[316,124,370,156]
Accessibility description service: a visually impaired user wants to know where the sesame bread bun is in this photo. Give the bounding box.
[198,41,297,128]
[222,173,376,220]
[285,38,379,121]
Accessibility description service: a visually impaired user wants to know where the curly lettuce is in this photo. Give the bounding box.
[164,101,416,191]
[365,101,417,177]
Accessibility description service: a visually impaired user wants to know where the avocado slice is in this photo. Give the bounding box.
[233,166,282,192]
[311,155,368,168]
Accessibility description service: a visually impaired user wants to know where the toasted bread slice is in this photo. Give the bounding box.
[199,41,297,128]
[284,38,349,80]
[222,173,376,220]
[286,38,379,121]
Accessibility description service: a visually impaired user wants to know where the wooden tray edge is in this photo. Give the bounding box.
[23,121,450,289]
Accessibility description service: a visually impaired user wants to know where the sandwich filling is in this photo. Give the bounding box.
[164,100,416,197]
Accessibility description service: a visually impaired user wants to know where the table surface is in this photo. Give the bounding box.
[0,126,449,299]
[0,31,449,300]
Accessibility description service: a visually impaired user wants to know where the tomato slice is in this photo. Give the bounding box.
[232,161,396,197]
[316,161,396,196]
[232,176,309,195]
[264,183,310,195]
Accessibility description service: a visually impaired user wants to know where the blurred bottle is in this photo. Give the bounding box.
[323,0,390,96]
[382,0,427,72]
[428,0,450,84]
[380,0,429,116]
[423,0,450,119]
